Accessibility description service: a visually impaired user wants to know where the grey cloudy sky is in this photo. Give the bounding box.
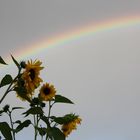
[0,1,140,140]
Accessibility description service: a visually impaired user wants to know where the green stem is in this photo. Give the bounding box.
[45,134,49,140]
[34,105,40,140]
[48,101,51,118]
[8,111,15,140]
[34,115,37,140]
[45,101,52,140]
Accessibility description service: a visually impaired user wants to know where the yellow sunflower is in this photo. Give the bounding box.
[39,83,56,101]
[22,60,44,94]
[62,117,82,137]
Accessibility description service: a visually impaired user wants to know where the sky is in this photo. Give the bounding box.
[0,0,140,140]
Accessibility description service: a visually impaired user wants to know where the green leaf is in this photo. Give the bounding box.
[15,120,31,133]
[41,116,50,127]
[11,55,20,68]
[51,116,65,124]
[0,74,13,87]
[14,120,21,124]
[51,127,65,140]
[52,117,69,124]
[0,56,7,65]
[0,122,12,140]
[23,107,43,117]
[52,114,78,124]
[37,127,47,136]
[12,107,24,111]
[0,110,4,116]
[55,95,74,104]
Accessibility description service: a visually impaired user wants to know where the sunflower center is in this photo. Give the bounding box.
[29,69,35,80]
[43,87,51,95]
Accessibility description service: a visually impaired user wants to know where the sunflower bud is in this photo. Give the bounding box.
[20,61,26,68]
[40,102,46,108]
[32,97,39,105]
[3,104,10,112]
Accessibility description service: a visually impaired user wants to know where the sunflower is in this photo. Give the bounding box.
[39,83,56,101]
[61,117,81,137]
[22,60,44,94]
[14,77,32,101]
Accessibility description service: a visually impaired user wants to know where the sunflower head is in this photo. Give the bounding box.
[22,59,44,94]
[14,77,32,101]
[61,114,82,137]
[39,83,56,101]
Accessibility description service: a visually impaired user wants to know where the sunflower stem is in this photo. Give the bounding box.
[45,101,52,140]
[34,104,40,140]
[34,115,37,140]
[48,101,51,118]
[8,111,16,140]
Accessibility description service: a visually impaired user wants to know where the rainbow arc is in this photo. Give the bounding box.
[6,16,140,61]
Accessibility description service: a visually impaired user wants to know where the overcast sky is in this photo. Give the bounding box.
[0,1,140,140]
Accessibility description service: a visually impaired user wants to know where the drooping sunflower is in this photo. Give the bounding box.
[15,77,31,101]
[39,83,56,101]
[22,60,44,94]
[61,116,82,137]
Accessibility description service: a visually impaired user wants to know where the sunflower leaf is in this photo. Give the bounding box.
[14,120,21,124]
[0,56,7,65]
[51,127,65,140]
[11,55,20,69]
[41,116,50,127]
[22,107,43,117]
[52,113,78,124]
[12,107,24,111]
[0,110,4,116]
[0,122,12,140]
[54,95,74,104]
[15,120,31,133]
[37,127,47,136]
[0,74,13,88]
[52,117,65,124]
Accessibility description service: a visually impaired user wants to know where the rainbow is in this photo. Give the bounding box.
[6,16,140,61]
